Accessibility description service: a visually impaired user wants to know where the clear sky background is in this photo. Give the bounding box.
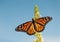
[0,0,60,42]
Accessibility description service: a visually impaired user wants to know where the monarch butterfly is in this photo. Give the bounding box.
[15,16,52,35]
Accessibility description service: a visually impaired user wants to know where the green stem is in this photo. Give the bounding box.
[33,5,43,42]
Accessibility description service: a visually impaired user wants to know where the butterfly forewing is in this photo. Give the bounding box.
[15,21,32,32]
[35,16,52,26]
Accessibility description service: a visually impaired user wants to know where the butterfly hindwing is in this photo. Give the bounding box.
[34,22,44,32]
[22,21,32,31]
[27,23,36,35]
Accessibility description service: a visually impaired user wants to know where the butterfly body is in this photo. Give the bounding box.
[15,16,52,35]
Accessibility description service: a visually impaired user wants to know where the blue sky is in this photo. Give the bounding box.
[0,0,60,42]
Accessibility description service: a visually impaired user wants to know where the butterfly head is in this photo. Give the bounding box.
[32,18,35,23]
[15,25,22,32]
